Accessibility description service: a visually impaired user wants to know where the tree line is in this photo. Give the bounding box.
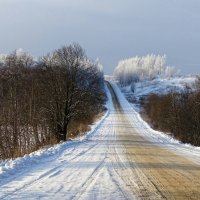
[143,78,200,146]
[0,44,106,159]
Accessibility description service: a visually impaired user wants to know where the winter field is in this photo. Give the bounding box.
[120,76,197,111]
[0,81,200,199]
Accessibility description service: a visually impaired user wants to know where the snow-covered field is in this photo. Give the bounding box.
[0,81,200,199]
[121,76,197,111]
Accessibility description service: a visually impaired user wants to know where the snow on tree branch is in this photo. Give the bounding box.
[114,54,180,85]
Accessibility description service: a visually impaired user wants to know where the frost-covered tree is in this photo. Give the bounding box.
[114,54,178,85]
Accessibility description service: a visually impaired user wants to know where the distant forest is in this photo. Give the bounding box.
[0,44,106,159]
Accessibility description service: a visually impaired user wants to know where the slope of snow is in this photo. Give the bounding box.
[0,90,110,186]
[121,76,197,111]
[112,81,200,165]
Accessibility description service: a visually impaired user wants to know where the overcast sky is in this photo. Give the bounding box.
[0,0,200,75]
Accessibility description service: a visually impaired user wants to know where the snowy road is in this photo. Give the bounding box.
[0,82,200,199]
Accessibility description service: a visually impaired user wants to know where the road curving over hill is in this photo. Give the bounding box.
[0,82,200,200]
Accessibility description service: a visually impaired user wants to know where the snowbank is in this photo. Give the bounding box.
[0,85,111,183]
